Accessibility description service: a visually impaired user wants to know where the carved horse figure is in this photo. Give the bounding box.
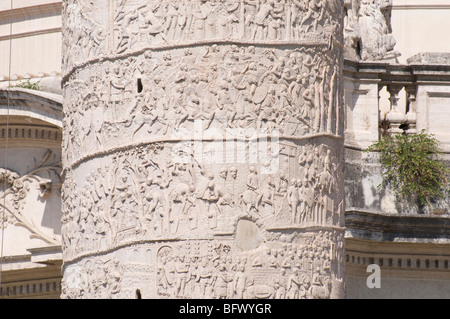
[239,189,260,215]
[309,274,331,299]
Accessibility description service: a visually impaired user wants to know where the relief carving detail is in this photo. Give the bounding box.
[62,0,346,299]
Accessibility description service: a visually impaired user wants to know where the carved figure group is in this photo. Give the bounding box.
[156,233,341,299]
[62,0,343,71]
[61,136,345,261]
[63,43,342,168]
[62,257,123,299]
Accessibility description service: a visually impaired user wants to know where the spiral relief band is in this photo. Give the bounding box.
[62,0,346,299]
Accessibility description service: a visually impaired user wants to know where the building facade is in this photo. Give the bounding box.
[0,0,449,299]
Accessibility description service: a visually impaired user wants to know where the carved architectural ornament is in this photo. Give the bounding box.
[0,150,61,245]
[344,0,400,61]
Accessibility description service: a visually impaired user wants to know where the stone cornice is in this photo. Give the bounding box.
[345,209,450,244]
[0,2,61,21]
[0,88,62,128]
[0,27,61,42]
[0,123,61,149]
[344,58,450,86]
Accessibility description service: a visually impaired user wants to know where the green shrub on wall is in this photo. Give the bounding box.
[10,79,41,91]
[367,130,449,209]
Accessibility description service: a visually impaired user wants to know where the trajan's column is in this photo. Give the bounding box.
[61,0,346,299]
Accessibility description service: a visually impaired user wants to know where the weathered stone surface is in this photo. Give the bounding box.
[61,0,346,299]
[344,0,400,62]
[407,52,450,65]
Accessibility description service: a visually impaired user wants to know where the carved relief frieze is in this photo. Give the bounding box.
[62,254,124,299]
[62,232,344,299]
[61,138,344,262]
[153,238,342,299]
[0,150,61,245]
[62,0,345,299]
[62,0,343,74]
[62,45,343,167]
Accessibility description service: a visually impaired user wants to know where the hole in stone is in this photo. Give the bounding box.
[136,289,142,299]
[356,39,362,59]
[399,123,409,132]
[137,78,143,94]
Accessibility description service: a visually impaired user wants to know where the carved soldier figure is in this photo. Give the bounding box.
[297,178,307,224]
[144,177,166,221]
[286,178,300,223]
[291,0,307,39]
[175,254,190,297]
[114,6,140,54]
[233,263,248,299]
[287,267,302,299]
[164,2,179,40]
[142,4,167,44]
[109,66,126,120]
[211,259,232,299]
[201,180,219,228]
[107,258,122,296]
[197,257,213,298]
[277,170,289,194]
[274,268,288,299]
[239,166,260,215]
[257,177,276,213]
[157,254,172,297]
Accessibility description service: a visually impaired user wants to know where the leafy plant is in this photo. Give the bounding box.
[367,130,449,208]
[10,79,41,91]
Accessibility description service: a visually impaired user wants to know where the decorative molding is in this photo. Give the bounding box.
[345,209,450,244]
[0,27,61,42]
[346,250,450,271]
[0,124,61,146]
[0,278,61,299]
[0,2,62,21]
[392,5,450,11]
[0,88,63,128]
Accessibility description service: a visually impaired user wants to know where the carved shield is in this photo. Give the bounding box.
[253,85,268,104]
